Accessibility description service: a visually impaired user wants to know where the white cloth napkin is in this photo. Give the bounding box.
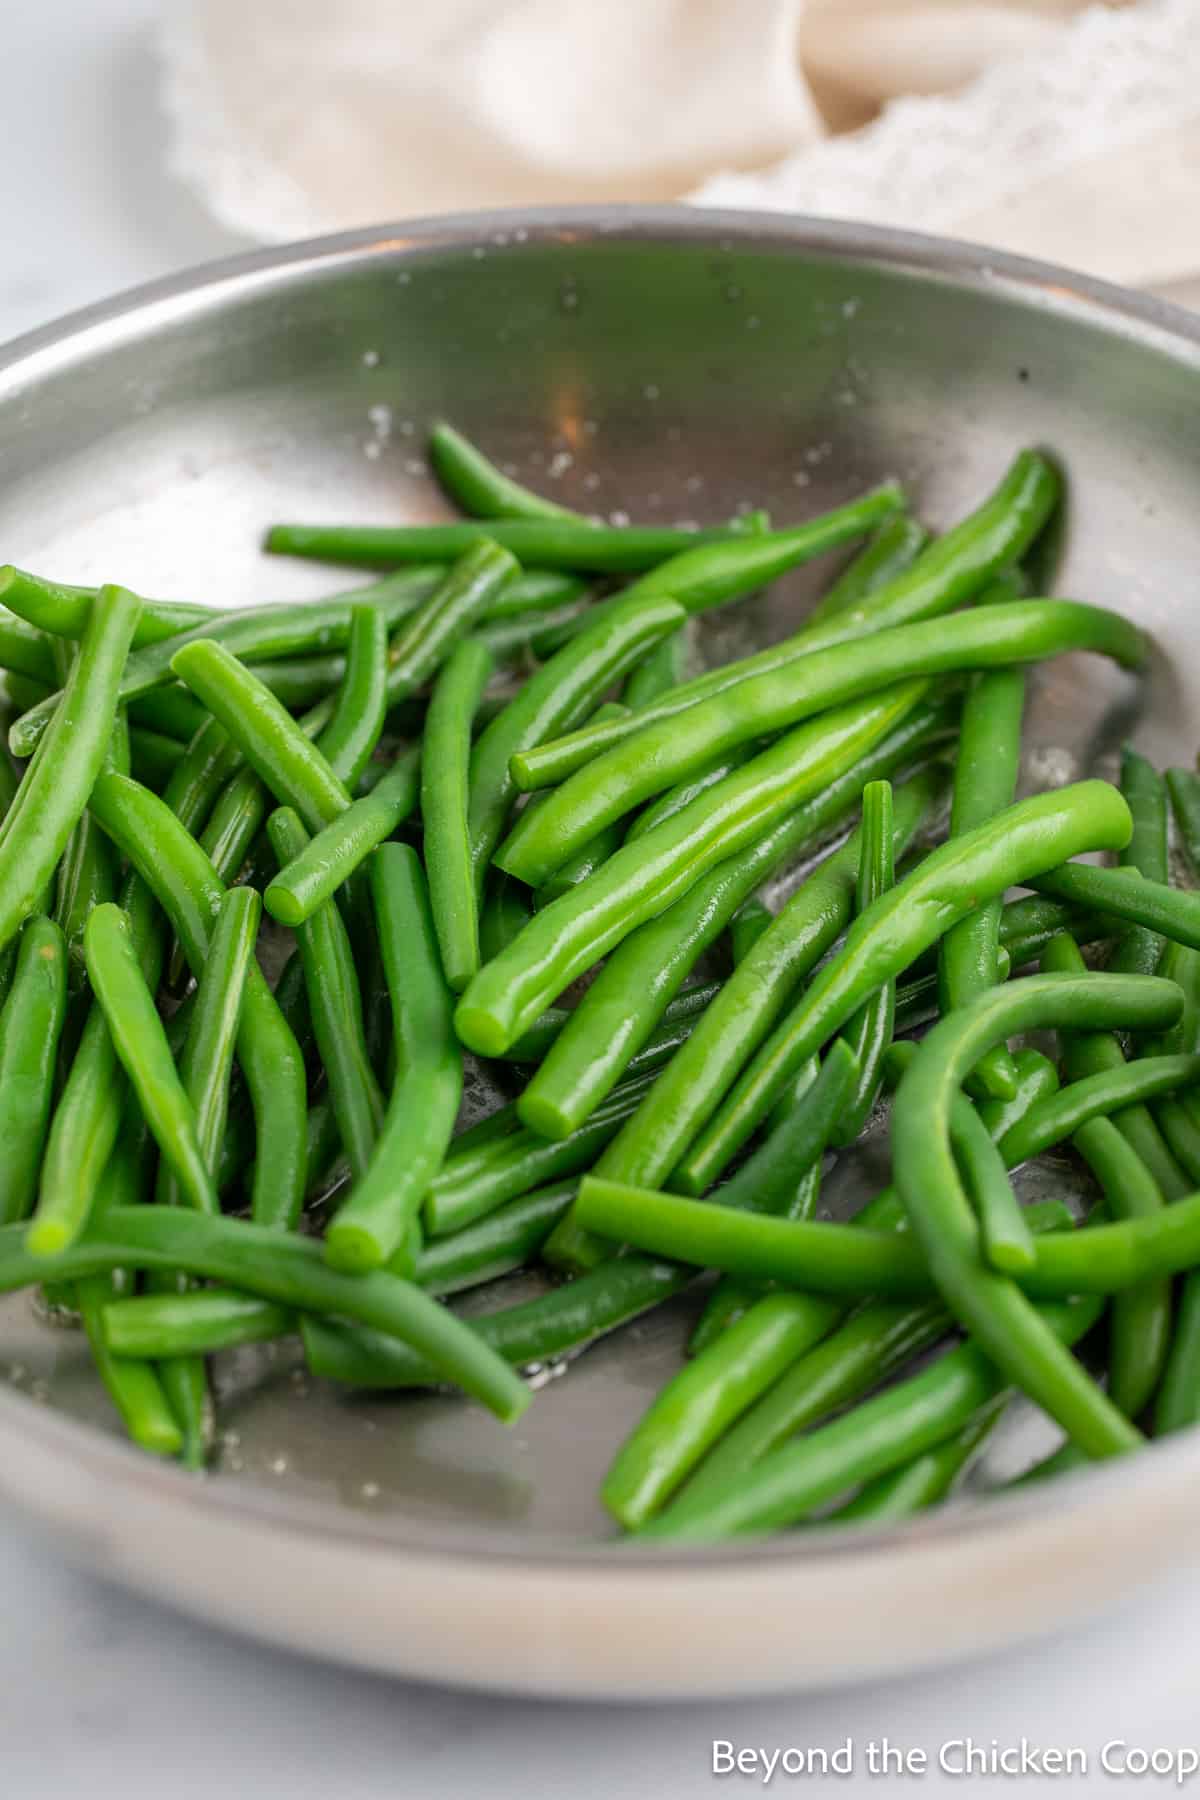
[164,0,1200,295]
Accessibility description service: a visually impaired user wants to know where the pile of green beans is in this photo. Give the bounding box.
[5,421,1200,1553]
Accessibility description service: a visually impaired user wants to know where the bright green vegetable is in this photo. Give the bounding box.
[0,585,142,957]
[316,603,389,787]
[422,639,493,990]
[503,600,1141,872]
[832,780,895,1145]
[87,773,309,1230]
[678,781,1134,1192]
[937,654,1025,1101]
[323,846,462,1273]
[267,808,383,1186]
[0,917,68,1224]
[458,681,929,1056]
[512,454,1062,787]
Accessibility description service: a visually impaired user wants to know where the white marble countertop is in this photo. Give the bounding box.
[5,2,1200,1791]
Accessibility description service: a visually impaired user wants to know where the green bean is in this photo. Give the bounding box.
[427,1073,656,1239]
[579,1143,1200,1306]
[8,571,446,756]
[1030,862,1200,950]
[998,1052,1200,1165]
[1155,1271,1200,1434]
[324,846,462,1272]
[77,1137,183,1459]
[0,613,58,685]
[81,904,216,1217]
[1072,1117,1170,1418]
[0,585,142,956]
[264,491,897,577]
[513,453,1062,787]
[422,640,494,991]
[642,1295,1102,1539]
[1107,747,1168,979]
[171,640,352,833]
[891,972,1165,1456]
[384,541,516,705]
[679,781,1133,1192]
[268,808,382,1184]
[680,1192,1071,1505]
[479,874,532,963]
[127,685,210,745]
[0,917,67,1223]
[504,980,718,1068]
[467,592,688,877]
[504,599,1141,872]
[0,564,214,647]
[687,1155,823,1356]
[1146,938,1200,1057]
[54,796,117,988]
[316,604,388,786]
[1040,931,1188,1199]
[263,748,420,927]
[300,1253,692,1389]
[160,716,243,837]
[832,781,896,1145]
[88,774,308,1230]
[251,654,348,711]
[416,1182,578,1296]
[99,1288,296,1359]
[537,739,948,1270]
[729,896,772,966]
[827,1400,1007,1524]
[597,1046,859,1526]
[167,886,260,1205]
[476,602,591,662]
[1167,766,1200,876]
[804,513,930,628]
[952,1097,1035,1275]
[199,765,269,885]
[624,746,754,844]
[938,658,1025,1100]
[533,819,623,903]
[460,681,930,1058]
[472,570,589,622]
[129,729,184,791]
[0,1206,527,1421]
[30,873,165,1254]
[428,421,580,521]
[623,627,689,709]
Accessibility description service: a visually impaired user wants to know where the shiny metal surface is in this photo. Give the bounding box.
[2,208,1200,1696]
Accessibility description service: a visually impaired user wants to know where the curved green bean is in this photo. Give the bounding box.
[429,421,579,522]
[891,972,1166,1456]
